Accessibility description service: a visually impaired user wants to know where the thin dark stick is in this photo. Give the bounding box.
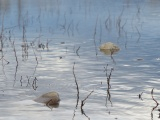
[32,77,38,90]
[80,90,94,120]
[73,62,79,108]
[93,16,98,56]
[20,76,23,86]
[135,26,141,43]
[99,19,102,44]
[13,41,18,65]
[151,88,159,119]
[26,76,31,87]
[72,62,80,120]
[31,46,38,77]
[81,90,94,109]
[76,46,80,57]
[12,41,18,86]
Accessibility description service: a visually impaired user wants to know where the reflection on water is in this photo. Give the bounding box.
[1,0,160,120]
[100,49,119,56]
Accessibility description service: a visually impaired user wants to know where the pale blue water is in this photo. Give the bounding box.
[0,0,160,120]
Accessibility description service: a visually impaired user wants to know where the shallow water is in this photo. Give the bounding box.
[0,0,160,120]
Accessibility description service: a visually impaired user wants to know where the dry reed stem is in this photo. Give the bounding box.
[151,88,159,119]
[73,62,79,108]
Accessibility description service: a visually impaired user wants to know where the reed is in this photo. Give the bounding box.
[26,76,31,87]
[32,77,38,90]
[116,7,125,37]
[72,62,80,120]
[76,46,80,57]
[46,39,52,51]
[0,56,9,64]
[80,90,94,120]
[99,19,102,44]
[151,88,159,119]
[60,13,67,34]
[0,12,5,52]
[73,62,79,108]
[93,16,98,56]
[105,13,111,32]
[20,76,23,86]
[12,41,18,86]
[135,26,141,43]
[67,20,74,37]
[81,90,94,111]
[104,65,114,107]
[138,92,143,100]
[22,20,29,60]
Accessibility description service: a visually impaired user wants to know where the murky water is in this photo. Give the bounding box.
[0,0,160,120]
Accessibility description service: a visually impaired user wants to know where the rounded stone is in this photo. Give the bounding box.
[34,91,60,105]
[99,42,120,55]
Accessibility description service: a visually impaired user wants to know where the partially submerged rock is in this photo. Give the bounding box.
[34,91,60,106]
[99,42,120,55]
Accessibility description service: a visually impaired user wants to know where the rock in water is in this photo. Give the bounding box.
[34,91,60,105]
[99,42,120,55]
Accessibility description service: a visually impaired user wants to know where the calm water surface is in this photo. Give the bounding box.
[0,0,160,120]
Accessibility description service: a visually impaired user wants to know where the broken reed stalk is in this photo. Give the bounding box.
[67,20,74,37]
[151,88,159,119]
[76,21,80,34]
[13,41,18,65]
[107,68,114,89]
[93,16,98,40]
[0,56,9,64]
[32,77,38,90]
[76,46,80,57]
[107,68,114,105]
[20,76,23,86]
[105,14,110,31]
[81,90,94,117]
[31,45,38,77]
[72,62,81,120]
[125,31,128,49]
[104,66,114,107]
[12,41,19,86]
[93,16,98,56]
[135,26,141,43]
[136,4,141,19]
[60,13,66,34]
[0,55,8,80]
[26,76,31,87]
[110,50,116,64]
[138,92,143,101]
[73,62,79,108]
[31,35,43,46]
[151,88,159,110]
[0,12,5,51]
[121,19,127,30]
[81,91,94,109]
[22,20,29,60]
[46,39,52,51]
[116,7,124,37]
[32,45,38,65]
[99,19,102,44]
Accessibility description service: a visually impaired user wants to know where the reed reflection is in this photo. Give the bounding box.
[104,64,114,107]
[72,62,80,120]
[151,88,159,120]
